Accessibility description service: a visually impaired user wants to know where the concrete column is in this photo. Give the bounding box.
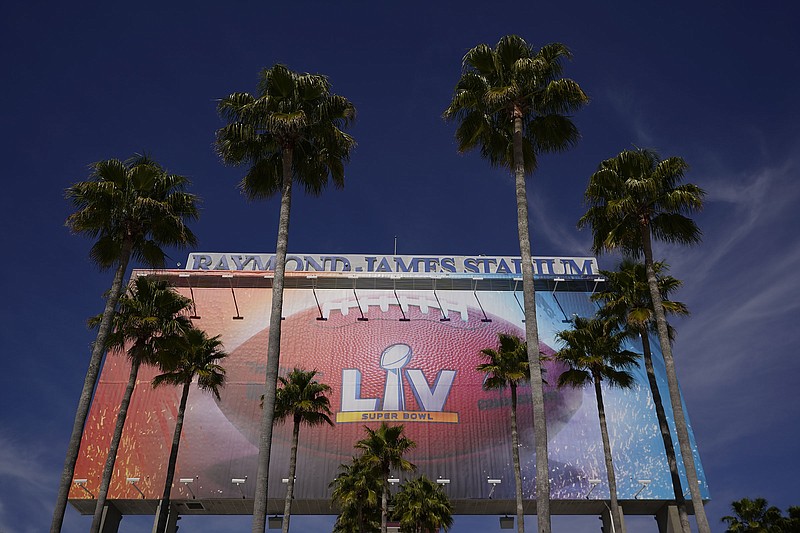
[165,505,179,533]
[601,505,626,533]
[151,502,180,533]
[655,505,682,533]
[98,502,123,533]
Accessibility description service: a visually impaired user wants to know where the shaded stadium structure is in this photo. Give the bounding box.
[69,253,708,532]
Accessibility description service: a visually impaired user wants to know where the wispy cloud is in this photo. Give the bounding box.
[0,436,59,533]
[528,192,592,255]
[604,86,656,147]
[656,156,800,456]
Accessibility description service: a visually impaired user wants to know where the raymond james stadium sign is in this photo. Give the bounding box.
[185,253,599,276]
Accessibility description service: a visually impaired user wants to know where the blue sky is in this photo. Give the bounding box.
[1,2,799,532]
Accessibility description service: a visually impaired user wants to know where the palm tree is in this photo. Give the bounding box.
[54,155,198,533]
[444,35,588,533]
[554,316,639,533]
[594,259,692,532]
[215,64,355,533]
[393,475,454,533]
[89,277,192,533]
[330,456,382,533]
[273,368,334,533]
[355,423,417,533]
[151,328,227,533]
[578,147,710,532]
[722,497,785,532]
[477,333,531,533]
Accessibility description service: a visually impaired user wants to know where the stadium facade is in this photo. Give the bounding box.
[70,253,708,532]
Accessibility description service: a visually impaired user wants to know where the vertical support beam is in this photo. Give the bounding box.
[152,502,180,533]
[98,502,123,533]
[165,505,180,533]
[601,505,626,533]
[655,505,682,533]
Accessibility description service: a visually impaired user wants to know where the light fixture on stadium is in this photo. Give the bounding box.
[127,477,145,499]
[180,478,196,499]
[436,478,450,485]
[73,478,94,498]
[178,273,201,319]
[232,477,247,499]
[487,478,501,499]
[585,478,601,499]
[471,278,492,322]
[634,479,652,499]
[222,274,244,320]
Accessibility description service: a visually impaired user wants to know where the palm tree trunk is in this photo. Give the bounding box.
[381,475,389,533]
[252,146,294,533]
[510,384,525,533]
[593,373,623,533]
[154,378,191,533]
[90,358,141,533]
[640,332,691,533]
[512,109,551,533]
[641,225,710,533]
[281,418,300,533]
[51,246,131,533]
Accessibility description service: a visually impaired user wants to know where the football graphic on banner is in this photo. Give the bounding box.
[216,290,582,463]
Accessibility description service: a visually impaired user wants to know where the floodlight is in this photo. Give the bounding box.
[232,477,247,499]
[634,479,652,499]
[73,479,94,498]
[436,478,450,485]
[127,477,145,499]
[181,477,197,499]
[487,478,501,499]
[585,479,601,499]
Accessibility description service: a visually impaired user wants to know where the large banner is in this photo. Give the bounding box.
[72,274,708,504]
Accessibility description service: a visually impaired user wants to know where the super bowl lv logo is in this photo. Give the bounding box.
[337,343,459,423]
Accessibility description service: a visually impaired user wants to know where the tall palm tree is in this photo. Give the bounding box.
[89,277,192,533]
[273,368,334,533]
[594,259,692,532]
[54,156,198,533]
[578,148,710,532]
[355,422,417,533]
[554,316,639,533]
[477,333,531,533]
[392,475,454,533]
[330,456,382,533]
[215,64,355,533]
[444,35,588,533]
[152,328,227,533]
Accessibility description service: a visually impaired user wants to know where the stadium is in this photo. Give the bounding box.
[69,252,708,532]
